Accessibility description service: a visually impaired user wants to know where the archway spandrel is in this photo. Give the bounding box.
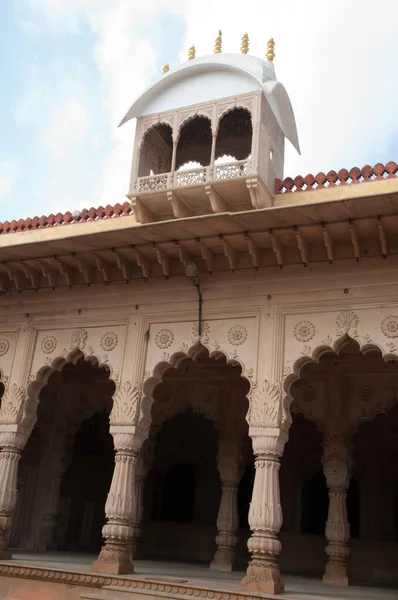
[283,308,398,381]
[0,330,18,385]
[146,318,257,381]
[29,325,127,387]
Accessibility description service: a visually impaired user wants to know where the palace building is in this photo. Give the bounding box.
[0,33,398,600]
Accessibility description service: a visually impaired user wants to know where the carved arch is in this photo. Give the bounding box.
[138,118,175,150]
[139,341,251,434]
[24,347,115,433]
[216,102,254,135]
[282,333,397,432]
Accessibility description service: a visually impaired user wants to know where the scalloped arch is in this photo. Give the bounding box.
[282,333,397,431]
[23,348,116,432]
[139,341,251,432]
[138,121,174,150]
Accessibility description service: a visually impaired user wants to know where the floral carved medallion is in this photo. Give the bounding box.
[294,321,315,343]
[358,384,373,402]
[302,386,316,402]
[70,328,88,350]
[227,325,248,346]
[0,339,10,357]
[381,315,398,338]
[41,335,57,355]
[155,329,174,349]
[100,332,118,352]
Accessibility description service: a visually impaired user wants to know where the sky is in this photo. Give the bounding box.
[1,0,398,222]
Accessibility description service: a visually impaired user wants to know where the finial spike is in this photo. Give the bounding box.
[267,37,275,62]
[188,46,196,61]
[214,30,222,54]
[241,33,249,54]
[162,63,170,74]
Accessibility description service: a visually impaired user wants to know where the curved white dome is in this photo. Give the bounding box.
[119,53,300,153]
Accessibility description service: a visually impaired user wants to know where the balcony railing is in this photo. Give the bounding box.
[136,159,250,193]
[215,159,250,180]
[175,167,206,187]
[137,173,168,193]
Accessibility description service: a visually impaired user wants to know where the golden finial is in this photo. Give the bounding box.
[188,46,196,60]
[214,30,222,54]
[266,37,275,61]
[241,33,249,54]
[162,63,170,74]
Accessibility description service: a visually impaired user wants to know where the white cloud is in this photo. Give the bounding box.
[38,95,89,157]
[16,0,398,215]
[0,160,19,200]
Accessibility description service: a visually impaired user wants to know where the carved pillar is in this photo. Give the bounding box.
[242,428,287,595]
[169,140,178,186]
[210,435,242,571]
[130,438,155,559]
[210,134,217,176]
[39,435,73,549]
[322,432,351,586]
[0,427,30,559]
[92,427,147,574]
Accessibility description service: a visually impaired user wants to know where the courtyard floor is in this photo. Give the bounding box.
[1,551,397,600]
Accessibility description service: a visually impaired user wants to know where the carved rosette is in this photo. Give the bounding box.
[41,335,57,355]
[154,329,174,350]
[381,315,398,339]
[293,321,315,343]
[0,339,10,357]
[100,332,118,352]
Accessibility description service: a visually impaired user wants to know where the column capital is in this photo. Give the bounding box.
[249,427,288,459]
[0,425,31,452]
[110,425,149,455]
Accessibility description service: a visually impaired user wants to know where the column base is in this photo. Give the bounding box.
[323,563,348,586]
[241,562,284,595]
[0,550,12,560]
[210,551,234,572]
[92,544,134,575]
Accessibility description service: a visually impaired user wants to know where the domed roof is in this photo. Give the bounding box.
[119,53,300,153]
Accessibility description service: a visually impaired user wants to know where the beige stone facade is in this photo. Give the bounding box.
[1,50,398,596]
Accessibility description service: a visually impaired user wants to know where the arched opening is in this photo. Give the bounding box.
[10,358,115,555]
[57,410,114,552]
[138,123,173,177]
[138,346,251,569]
[215,109,252,163]
[176,117,212,171]
[282,337,398,586]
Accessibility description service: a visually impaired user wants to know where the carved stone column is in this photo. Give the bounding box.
[0,427,30,559]
[39,435,73,549]
[322,432,351,586]
[92,427,147,574]
[129,435,155,559]
[210,435,242,571]
[242,428,287,595]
